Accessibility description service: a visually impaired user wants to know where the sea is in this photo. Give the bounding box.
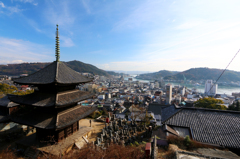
[125,75,240,95]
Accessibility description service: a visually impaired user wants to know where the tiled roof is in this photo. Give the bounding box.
[0,114,9,123]
[0,96,19,108]
[13,61,93,85]
[10,105,97,129]
[57,105,97,129]
[161,104,182,122]
[8,90,94,108]
[148,103,168,115]
[164,108,240,149]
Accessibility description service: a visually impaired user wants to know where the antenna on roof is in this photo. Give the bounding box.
[55,24,60,62]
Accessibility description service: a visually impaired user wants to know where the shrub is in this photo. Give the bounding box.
[134,141,139,146]
[184,135,191,148]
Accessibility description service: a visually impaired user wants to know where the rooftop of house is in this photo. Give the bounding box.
[163,107,240,149]
[161,104,182,122]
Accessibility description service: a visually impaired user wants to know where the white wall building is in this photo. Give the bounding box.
[150,83,155,89]
[205,80,218,95]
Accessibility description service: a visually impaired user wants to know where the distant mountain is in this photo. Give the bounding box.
[136,70,179,80]
[65,60,109,76]
[164,68,240,82]
[0,60,110,76]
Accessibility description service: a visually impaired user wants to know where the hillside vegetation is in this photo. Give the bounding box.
[136,70,179,80]
[0,60,110,76]
[163,68,240,82]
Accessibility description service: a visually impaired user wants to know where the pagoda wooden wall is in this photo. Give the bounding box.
[57,121,79,142]
[36,121,79,143]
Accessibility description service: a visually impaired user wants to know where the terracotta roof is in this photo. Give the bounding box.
[10,105,97,129]
[8,90,94,108]
[13,61,93,85]
[164,108,240,149]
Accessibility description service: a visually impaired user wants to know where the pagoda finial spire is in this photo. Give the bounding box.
[55,24,60,62]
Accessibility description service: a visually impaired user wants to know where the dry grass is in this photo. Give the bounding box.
[158,147,175,159]
[0,143,145,159]
[58,144,145,159]
[0,147,18,159]
[167,136,214,150]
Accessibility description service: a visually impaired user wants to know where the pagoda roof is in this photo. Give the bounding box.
[0,114,9,123]
[8,90,94,108]
[10,105,97,130]
[0,96,19,108]
[13,61,93,85]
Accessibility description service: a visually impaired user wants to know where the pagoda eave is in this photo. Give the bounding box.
[10,105,97,130]
[8,90,94,108]
[13,61,93,85]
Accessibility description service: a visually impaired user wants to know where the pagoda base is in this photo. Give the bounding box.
[16,126,93,156]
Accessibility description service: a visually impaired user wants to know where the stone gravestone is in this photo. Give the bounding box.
[102,129,105,136]
[97,137,100,145]
[108,112,111,121]
[105,123,108,129]
[101,134,103,142]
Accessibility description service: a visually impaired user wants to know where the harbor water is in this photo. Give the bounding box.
[125,76,240,95]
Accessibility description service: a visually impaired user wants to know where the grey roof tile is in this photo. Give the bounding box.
[8,90,94,108]
[13,61,93,85]
[0,96,18,108]
[10,105,97,129]
[161,104,182,122]
[164,108,240,149]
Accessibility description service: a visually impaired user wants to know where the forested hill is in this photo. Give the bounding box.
[163,68,240,82]
[0,60,110,76]
[136,70,179,80]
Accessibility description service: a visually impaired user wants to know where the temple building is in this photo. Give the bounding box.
[5,25,97,143]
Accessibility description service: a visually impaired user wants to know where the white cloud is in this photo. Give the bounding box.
[112,1,167,31]
[0,1,5,8]
[0,2,23,14]
[26,19,42,32]
[81,0,91,14]
[175,21,205,30]
[0,37,53,64]
[13,0,38,5]
[44,1,75,28]
[61,36,74,47]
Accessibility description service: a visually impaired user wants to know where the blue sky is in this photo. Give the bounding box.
[1,0,240,72]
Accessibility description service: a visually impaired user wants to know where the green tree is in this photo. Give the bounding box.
[236,100,240,111]
[228,100,240,111]
[0,83,33,98]
[194,97,227,110]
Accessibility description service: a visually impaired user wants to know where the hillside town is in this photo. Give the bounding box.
[0,23,240,159]
[0,69,240,158]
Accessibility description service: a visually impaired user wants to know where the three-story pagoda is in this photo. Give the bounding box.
[8,25,97,142]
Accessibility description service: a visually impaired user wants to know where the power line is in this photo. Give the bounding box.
[207,48,240,95]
